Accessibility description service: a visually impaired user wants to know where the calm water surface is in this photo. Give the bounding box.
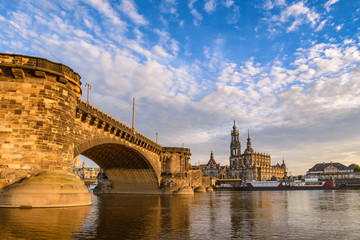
[1,190,360,239]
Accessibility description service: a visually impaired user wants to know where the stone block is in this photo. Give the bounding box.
[57,77,68,84]
[11,68,25,79]
[34,70,46,78]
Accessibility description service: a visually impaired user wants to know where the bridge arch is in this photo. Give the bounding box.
[74,137,162,194]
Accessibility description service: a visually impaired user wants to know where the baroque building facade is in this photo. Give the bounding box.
[201,151,221,178]
[226,121,287,181]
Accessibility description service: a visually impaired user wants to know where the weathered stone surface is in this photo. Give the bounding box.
[0,53,86,206]
[57,76,68,84]
[34,70,46,78]
[194,186,206,193]
[174,186,194,195]
[11,68,25,79]
[206,186,214,192]
[0,171,91,207]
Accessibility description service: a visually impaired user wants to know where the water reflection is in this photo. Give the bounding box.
[2,190,360,239]
[0,204,90,239]
[75,194,193,239]
[228,191,288,238]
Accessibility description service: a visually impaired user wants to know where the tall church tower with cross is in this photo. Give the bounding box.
[227,121,287,181]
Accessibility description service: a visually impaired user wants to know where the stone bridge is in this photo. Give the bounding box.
[0,53,206,207]
[75,99,191,193]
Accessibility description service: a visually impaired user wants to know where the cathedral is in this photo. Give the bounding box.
[227,121,287,181]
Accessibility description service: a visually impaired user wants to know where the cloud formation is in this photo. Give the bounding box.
[272,1,320,32]
[119,0,148,25]
[0,0,359,175]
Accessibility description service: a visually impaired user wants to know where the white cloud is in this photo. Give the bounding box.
[241,59,263,76]
[271,1,321,32]
[170,39,180,56]
[152,45,173,59]
[336,24,344,31]
[223,0,234,8]
[203,46,210,59]
[188,0,198,9]
[344,39,355,45]
[86,0,126,30]
[211,39,360,134]
[263,0,275,10]
[10,11,32,29]
[204,0,217,13]
[225,3,240,24]
[324,0,340,12]
[119,0,148,25]
[190,8,203,26]
[315,19,327,32]
[263,0,286,10]
[188,0,203,26]
[160,0,178,15]
[125,40,152,57]
[153,29,180,57]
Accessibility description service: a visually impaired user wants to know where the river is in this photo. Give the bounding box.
[0,190,359,239]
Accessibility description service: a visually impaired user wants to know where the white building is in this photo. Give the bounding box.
[306,162,360,180]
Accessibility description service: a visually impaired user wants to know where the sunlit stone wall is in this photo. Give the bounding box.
[0,53,82,188]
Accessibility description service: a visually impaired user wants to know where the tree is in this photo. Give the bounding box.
[354,165,360,172]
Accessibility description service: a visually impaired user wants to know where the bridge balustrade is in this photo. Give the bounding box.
[76,99,162,155]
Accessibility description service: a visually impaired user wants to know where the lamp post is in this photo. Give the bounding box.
[132,97,135,130]
[85,83,91,103]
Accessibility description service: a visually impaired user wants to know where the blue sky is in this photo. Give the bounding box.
[1,0,359,174]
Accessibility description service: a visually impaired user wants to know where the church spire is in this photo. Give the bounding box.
[207,150,218,166]
[281,156,286,169]
[245,128,254,154]
[247,128,251,145]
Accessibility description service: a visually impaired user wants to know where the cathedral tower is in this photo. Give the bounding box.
[229,120,242,169]
[244,128,254,155]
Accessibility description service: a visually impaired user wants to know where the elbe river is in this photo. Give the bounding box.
[1,190,359,239]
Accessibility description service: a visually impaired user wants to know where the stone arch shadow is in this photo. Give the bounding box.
[74,138,162,194]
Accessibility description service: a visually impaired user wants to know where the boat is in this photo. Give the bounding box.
[88,184,97,191]
[240,178,336,191]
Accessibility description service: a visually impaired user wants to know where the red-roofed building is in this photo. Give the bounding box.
[201,151,221,179]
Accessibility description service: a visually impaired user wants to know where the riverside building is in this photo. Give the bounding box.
[226,121,287,181]
[306,162,360,180]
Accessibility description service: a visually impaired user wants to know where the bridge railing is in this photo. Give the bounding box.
[76,99,163,154]
[0,53,81,84]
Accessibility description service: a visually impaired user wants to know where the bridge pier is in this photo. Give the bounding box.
[0,53,90,207]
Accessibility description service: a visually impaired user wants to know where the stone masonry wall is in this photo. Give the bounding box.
[0,54,81,188]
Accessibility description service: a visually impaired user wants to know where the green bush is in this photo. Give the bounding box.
[354,165,360,172]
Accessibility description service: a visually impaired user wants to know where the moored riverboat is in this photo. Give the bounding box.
[240,178,336,191]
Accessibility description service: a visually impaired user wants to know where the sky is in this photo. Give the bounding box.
[0,0,359,175]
